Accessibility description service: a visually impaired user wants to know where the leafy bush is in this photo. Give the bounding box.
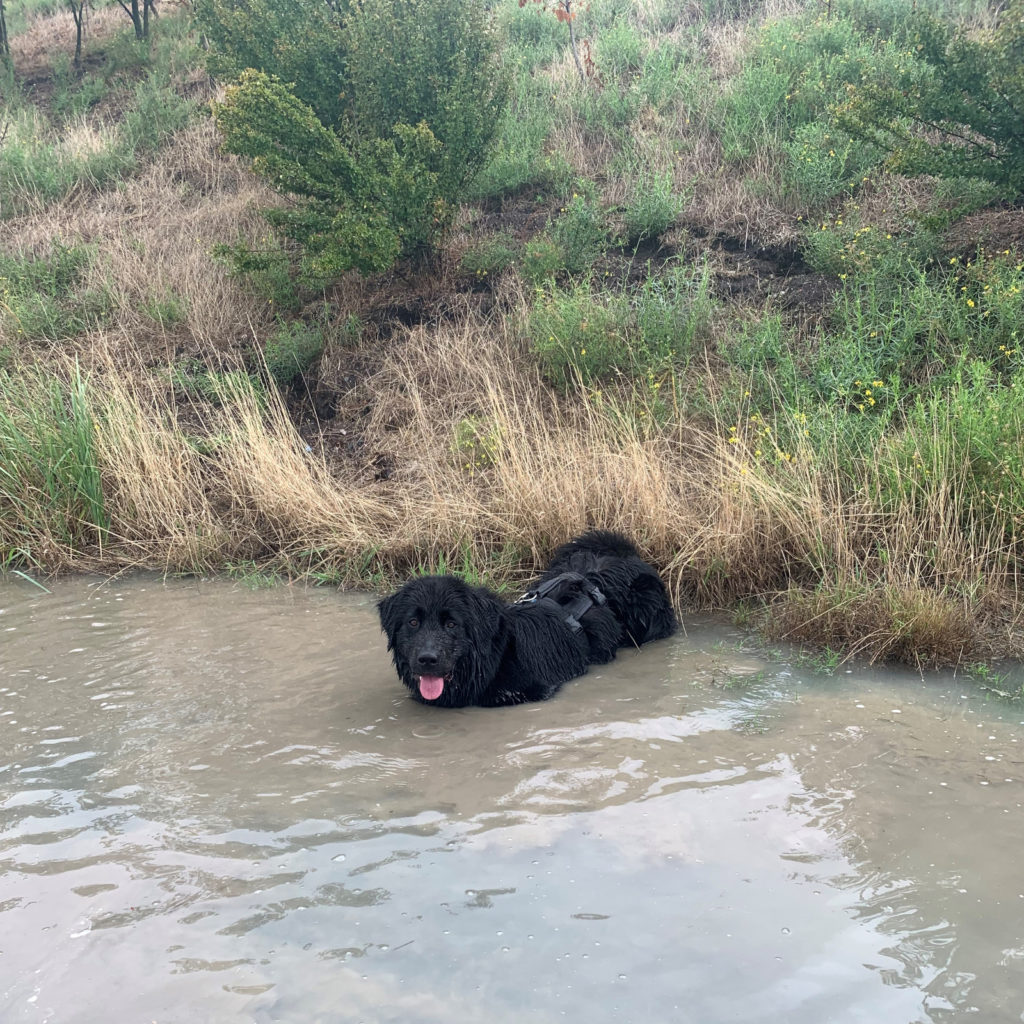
[209,0,508,277]
[837,0,1024,195]
[196,0,349,126]
[345,0,507,202]
[213,238,304,312]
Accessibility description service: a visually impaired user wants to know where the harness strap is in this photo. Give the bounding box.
[514,571,606,634]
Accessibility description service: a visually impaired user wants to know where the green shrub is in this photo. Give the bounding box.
[800,213,933,282]
[783,121,879,204]
[530,281,631,388]
[212,238,304,313]
[196,0,349,126]
[210,0,508,277]
[263,322,325,386]
[345,0,507,203]
[837,0,1024,195]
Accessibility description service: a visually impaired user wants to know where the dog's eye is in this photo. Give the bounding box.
[408,617,419,629]
[444,619,457,631]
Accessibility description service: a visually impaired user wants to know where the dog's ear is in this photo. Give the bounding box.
[377,591,403,648]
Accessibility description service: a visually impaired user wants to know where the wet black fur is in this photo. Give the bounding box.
[377,531,677,708]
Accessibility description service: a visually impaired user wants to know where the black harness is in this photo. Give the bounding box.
[514,571,606,634]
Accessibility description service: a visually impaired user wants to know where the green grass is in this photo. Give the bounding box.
[0,16,201,218]
[0,363,108,562]
[263,321,325,386]
[529,259,713,388]
[0,243,111,341]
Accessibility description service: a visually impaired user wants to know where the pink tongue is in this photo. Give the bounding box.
[419,675,445,700]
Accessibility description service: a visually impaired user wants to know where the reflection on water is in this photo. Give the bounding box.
[2,576,1024,1023]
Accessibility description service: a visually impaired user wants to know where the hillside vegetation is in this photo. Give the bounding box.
[2,0,1024,674]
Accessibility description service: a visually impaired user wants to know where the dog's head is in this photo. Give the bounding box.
[377,575,506,707]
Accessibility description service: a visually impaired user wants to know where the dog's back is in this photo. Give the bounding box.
[542,530,677,648]
[547,530,643,571]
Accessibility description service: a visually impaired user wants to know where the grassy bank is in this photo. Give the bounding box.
[2,0,1024,672]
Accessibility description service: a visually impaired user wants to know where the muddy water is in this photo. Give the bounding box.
[2,579,1024,1023]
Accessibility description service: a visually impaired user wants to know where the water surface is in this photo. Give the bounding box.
[2,576,1023,1023]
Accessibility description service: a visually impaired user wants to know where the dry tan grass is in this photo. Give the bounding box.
[9,6,124,75]
[0,116,280,355]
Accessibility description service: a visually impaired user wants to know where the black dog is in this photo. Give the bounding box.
[378,531,677,708]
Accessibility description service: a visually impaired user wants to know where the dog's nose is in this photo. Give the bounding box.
[417,651,439,669]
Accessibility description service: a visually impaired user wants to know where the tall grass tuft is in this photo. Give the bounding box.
[0,362,107,565]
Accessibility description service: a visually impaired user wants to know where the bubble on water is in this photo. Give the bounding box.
[332,854,346,862]
[781,927,791,935]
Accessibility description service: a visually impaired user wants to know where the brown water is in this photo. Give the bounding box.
[1,577,1024,1024]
